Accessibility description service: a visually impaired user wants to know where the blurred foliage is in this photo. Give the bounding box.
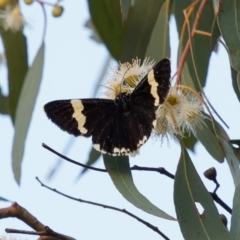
[1,0,240,239]
[0,26,28,122]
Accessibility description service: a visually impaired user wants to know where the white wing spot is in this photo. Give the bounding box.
[137,135,147,147]
[71,99,88,134]
[94,144,132,156]
[148,70,159,106]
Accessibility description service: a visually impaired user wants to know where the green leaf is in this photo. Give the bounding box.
[0,28,28,121]
[218,0,240,72]
[145,0,170,61]
[195,117,225,162]
[120,0,131,23]
[0,87,8,115]
[84,19,102,43]
[230,67,240,102]
[12,43,45,185]
[182,131,197,152]
[231,184,240,240]
[175,0,218,90]
[120,0,165,62]
[220,140,240,187]
[77,147,101,179]
[87,0,124,59]
[174,146,230,240]
[0,196,11,202]
[103,154,175,220]
[229,140,240,161]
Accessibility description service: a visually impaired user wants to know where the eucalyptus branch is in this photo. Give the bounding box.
[0,202,75,240]
[6,226,75,240]
[36,177,170,240]
[0,202,45,231]
[42,143,231,214]
[209,193,232,214]
[42,143,106,172]
[131,165,175,179]
[42,143,174,178]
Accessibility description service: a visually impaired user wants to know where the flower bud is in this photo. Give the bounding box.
[204,167,217,181]
[52,5,63,17]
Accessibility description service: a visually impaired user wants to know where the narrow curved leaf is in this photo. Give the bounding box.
[120,0,131,23]
[174,146,230,240]
[0,196,11,202]
[231,184,240,240]
[231,67,240,102]
[87,0,124,59]
[218,0,240,72]
[12,43,45,185]
[120,0,165,62]
[229,140,240,161]
[220,140,240,187]
[0,87,8,114]
[145,0,170,61]
[195,118,225,162]
[76,147,101,180]
[84,19,102,43]
[0,28,28,121]
[103,155,175,220]
[182,131,197,152]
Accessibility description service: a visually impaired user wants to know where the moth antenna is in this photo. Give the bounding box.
[119,63,133,94]
[99,84,118,95]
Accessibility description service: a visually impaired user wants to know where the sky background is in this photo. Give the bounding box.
[0,0,240,239]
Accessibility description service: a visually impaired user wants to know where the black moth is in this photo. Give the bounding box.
[44,58,171,156]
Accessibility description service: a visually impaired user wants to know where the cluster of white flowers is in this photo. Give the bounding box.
[155,86,206,138]
[0,4,25,32]
[103,58,206,139]
[103,58,155,99]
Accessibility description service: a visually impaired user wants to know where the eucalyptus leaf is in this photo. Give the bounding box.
[145,0,170,61]
[229,140,240,161]
[218,0,240,71]
[174,146,230,240]
[76,147,101,180]
[182,131,197,152]
[12,43,45,185]
[0,196,11,202]
[231,184,240,240]
[103,154,175,220]
[120,0,131,23]
[221,140,240,187]
[195,119,225,162]
[0,87,8,115]
[0,28,28,121]
[120,0,165,62]
[87,0,124,59]
[84,19,102,43]
[230,67,240,102]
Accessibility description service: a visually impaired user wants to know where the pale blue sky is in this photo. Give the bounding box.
[0,1,239,239]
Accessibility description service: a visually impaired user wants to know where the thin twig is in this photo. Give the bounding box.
[36,177,171,240]
[42,143,106,172]
[42,143,175,178]
[6,226,75,240]
[209,192,232,214]
[131,165,175,179]
[176,0,208,84]
[42,143,231,214]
